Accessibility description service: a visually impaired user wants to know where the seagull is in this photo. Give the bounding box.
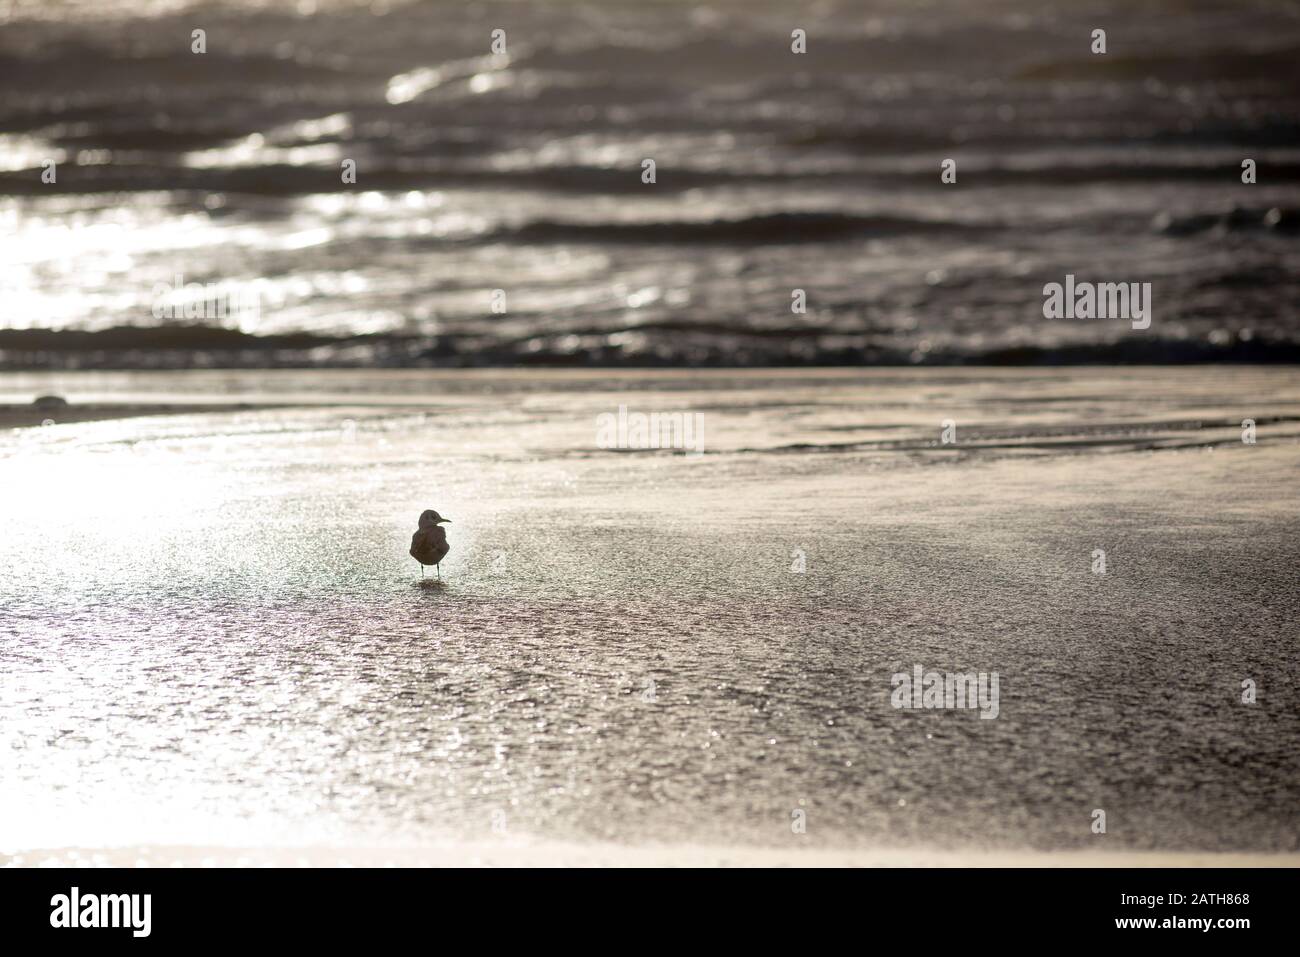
[410,509,451,578]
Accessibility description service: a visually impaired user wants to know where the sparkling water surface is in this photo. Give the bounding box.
[3,0,1299,365]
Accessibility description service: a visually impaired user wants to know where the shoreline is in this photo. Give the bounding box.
[2,325,1299,369]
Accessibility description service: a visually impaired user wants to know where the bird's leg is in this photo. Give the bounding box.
[436,564,441,580]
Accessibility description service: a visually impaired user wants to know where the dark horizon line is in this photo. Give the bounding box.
[2,326,1298,371]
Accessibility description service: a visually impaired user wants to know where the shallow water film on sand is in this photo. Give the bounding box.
[1,369,1298,862]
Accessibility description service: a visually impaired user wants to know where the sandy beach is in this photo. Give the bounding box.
[2,366,1297,865]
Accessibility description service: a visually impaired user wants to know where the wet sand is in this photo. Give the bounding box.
[0,402,276,430]
[2,367,1298,864]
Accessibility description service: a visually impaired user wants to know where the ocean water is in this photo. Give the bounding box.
[2,0,1299,367]
[1,368,1298,856]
